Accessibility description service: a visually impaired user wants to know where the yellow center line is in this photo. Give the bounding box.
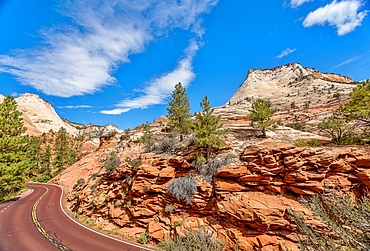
[31,186,73,251]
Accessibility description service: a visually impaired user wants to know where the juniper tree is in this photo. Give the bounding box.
[0,95,30,201]
[248,98,277,137]
[193,96,227,160]
[166,82,192,141]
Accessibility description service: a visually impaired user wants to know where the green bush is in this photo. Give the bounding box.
[294,139,322,147]
[160,226,225,251]
[137,231,151,244]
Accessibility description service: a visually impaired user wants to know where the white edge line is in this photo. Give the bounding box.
[49,183,155,251]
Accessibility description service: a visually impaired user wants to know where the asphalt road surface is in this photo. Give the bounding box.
[0,183,152,251]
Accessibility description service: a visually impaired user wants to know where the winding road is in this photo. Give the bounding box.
[0,183,152,251]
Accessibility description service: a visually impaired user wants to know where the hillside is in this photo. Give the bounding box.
[50,63,370,250]
[214,63,356,127]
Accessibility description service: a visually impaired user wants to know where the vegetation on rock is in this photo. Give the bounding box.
[289,188,370,251]
[248,98,277,137]
[167,174,197,205]
[318,80,370,145]
[140,121,155,152]
[166,82,192,141]
[160,227,225,251]
[193,96,227,160]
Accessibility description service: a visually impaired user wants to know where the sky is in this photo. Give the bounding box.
[0,0,369,130]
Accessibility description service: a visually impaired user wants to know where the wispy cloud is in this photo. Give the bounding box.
[57,105,92,109]
[303,0,368,36]
[0,0,218,98]
[101,40,199,115]
[290,0,312,8]
[275,48,296,59]
[334,53,365,68]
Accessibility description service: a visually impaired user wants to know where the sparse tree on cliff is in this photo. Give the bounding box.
[248,98,277,137]
[0,95,30,201]
[166,82,192,141]
[338,80,370,125]
[193,96,227,160]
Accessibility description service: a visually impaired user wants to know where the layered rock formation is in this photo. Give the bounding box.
[48,62,369,250]
[54,128,370,250]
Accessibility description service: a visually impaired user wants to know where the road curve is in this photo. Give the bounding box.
[0,183,153,251]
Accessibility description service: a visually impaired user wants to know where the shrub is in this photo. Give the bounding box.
[153,136,177,154]
[289,188,370,251]
[194,155,232,183]
[294,139,322,147]
[205,155,232,183]
[137,231,151,245]
[90,184,98,193]
[104,152,121,174]
[167,175,197,205]
[130,158,142,170]
[165,204,175,214]
[73,178,85,189]
[160,226,225,251]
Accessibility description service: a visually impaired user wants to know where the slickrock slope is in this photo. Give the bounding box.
[0,93,41,135]
[15,93,79,135]
[215,63,356,125]
[53,129,370,251]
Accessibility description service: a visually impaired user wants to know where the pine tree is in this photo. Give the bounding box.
[40,145,52,176]
[193,96,227,160]
[166,82,192,141]
[338,80,370,125]
[53,127,76,175]
[26,136,42,175]
[248,98,277,137]
[0,95,30,201]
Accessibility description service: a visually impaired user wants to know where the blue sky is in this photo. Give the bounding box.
[0,0,369,129]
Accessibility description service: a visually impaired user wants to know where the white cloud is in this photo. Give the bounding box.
[101,40,199,115]
[275,48,297,58]
[0,0,218,97]
[57,105,92,109]
[303,0,368,35]
[290,0,312,8]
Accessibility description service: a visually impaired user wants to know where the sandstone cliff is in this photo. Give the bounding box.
[48,62,369,251]
[53,126,370,251]
[15,93,79,135]
[215,63,356,125]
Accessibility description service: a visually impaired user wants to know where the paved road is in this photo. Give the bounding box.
[0,183,151,251]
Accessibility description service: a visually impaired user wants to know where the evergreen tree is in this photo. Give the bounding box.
[337,80,370,126]
[0,95,30,201]
[248,98,277,137]
[40,145,52,176]
[26,136,42,175]
[193,96,227,160]
[140,122,155,152]
[53,127,76,175]
[166,82,192,141]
